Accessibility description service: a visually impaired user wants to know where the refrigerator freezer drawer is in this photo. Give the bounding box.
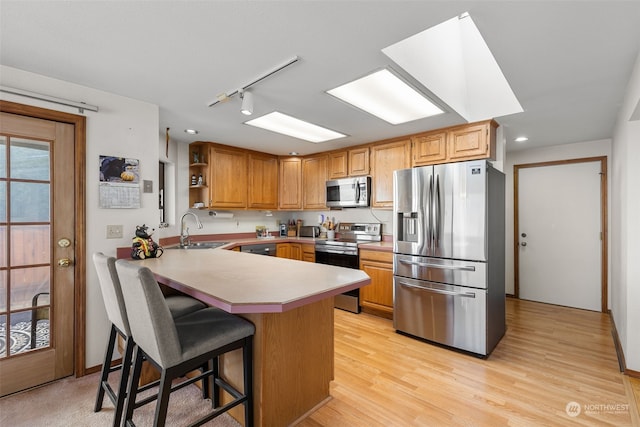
[393,276,487,355]
[394,254,487,289]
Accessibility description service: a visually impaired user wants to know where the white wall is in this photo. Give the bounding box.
[1,65,161,367]
[612,51,640,372]
[504,139,612,296]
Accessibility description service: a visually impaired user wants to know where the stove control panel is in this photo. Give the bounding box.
[337,222,382,240]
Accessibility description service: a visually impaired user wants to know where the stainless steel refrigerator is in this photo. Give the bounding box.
[393,159,505,356]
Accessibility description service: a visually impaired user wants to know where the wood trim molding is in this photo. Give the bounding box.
[0,100,87,377]
[513,156,608,313]
[608,308,640,379]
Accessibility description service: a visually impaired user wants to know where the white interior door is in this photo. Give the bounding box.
[518,161,602,311]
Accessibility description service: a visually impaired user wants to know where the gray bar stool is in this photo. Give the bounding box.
[92,252,207,427]
[115,259,255,427]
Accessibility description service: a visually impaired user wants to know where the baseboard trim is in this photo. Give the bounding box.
[82,358,123,377]
[608,309,640,379]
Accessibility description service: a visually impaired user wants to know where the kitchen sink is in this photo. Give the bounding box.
[167,241,228,250]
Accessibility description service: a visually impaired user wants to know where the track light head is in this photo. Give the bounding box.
[240,90,253,116]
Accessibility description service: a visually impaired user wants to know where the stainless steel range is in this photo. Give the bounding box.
[315,222,382,313]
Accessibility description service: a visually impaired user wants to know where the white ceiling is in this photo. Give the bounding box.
[1,1,639,155]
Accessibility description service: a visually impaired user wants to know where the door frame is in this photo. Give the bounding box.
[0,100,87,376]
[513,156,608,312]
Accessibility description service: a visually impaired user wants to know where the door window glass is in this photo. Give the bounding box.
[0,136,52,357]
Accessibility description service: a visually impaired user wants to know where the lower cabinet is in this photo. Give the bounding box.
[276,243,302,261]
[277,242,316,262]
[301,243,315,263]
[359,249,394,319]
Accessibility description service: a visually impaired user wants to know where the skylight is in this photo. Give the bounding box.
[245,112,346,143]
[382,12,523,122]
[327,69,443,124]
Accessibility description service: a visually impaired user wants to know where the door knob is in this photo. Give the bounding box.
[520,242,527,247]
[58,258,73,267]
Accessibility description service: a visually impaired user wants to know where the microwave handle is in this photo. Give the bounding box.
[355,181,360,201]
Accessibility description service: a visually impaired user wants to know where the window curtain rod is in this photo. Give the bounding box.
[0,85,99,113]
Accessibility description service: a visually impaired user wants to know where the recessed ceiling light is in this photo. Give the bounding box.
[245,112,346,143]
[327,68,443,124]
[515,136,529,142]
[184,129,199,135]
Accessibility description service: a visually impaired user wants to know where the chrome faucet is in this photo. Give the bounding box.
[180,211,203,247]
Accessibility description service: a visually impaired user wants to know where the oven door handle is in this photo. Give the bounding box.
[399,259,476,272]
[316,248,357,255]
[396,280,476,298]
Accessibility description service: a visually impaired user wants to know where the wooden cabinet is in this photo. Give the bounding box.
[278,157,302,210]
[328,151,348,179]
[448,120,497,162]
[411,132,447,167]
[359,249,394,319]
[370,139,410,208]
[348,147,369,176]
[328,147,370,179]
[188,142,209,208]
[276,243,302,260]
[208,145,247,209]
[247,152,278,209]
[302,154,328,209]
[301,243,315,263]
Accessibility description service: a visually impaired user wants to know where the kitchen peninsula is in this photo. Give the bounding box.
[135,249,371,426]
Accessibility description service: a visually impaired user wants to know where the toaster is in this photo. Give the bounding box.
[299,225,319,238]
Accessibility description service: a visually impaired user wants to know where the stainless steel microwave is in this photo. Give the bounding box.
[326,176,371,208]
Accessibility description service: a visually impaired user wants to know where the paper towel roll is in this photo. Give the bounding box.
[208,211,234,218]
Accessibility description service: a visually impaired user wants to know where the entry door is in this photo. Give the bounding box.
[0,112,75,396]
[515,159,605,311]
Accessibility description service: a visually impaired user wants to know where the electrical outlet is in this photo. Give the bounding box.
[106,224,123,239]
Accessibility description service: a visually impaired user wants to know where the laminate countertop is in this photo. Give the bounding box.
[133,249,370,314]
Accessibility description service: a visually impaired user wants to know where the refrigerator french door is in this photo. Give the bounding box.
[393,160,505,356]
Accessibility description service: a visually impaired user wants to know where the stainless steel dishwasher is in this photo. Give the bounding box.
[240,243,276,256]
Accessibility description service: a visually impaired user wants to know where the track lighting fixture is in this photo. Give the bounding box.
[240,90,253,116]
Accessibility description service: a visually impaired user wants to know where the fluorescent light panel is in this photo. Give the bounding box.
[327,69,443,124]
[245,112,346,143]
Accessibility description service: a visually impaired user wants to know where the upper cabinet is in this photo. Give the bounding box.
[328,151,348,179]
[247,152,279,210]
[302,154,328,210]
[370,139,410,208]
[328,147,370,179]
[411,132,447,167]
[448,120,497,162]
[189,120,497,210]
[348,147,370,176]
[209,145,247,208]
[278,157,302,210]
[410,120,497,167]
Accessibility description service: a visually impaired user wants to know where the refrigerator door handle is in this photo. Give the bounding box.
[427,174,433,248]
[396,279,476,298]
[434,173,441,246]
[399,259,476,272]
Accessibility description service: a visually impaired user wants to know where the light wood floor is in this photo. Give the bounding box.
[299,298,636,426]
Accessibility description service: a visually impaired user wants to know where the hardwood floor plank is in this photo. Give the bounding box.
[298,298,633,426]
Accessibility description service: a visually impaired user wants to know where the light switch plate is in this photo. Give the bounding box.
[106,224,123,239]
[143,180,153,193]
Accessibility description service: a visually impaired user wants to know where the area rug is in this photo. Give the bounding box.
[0,370,242,426]
[0,320,49,355]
